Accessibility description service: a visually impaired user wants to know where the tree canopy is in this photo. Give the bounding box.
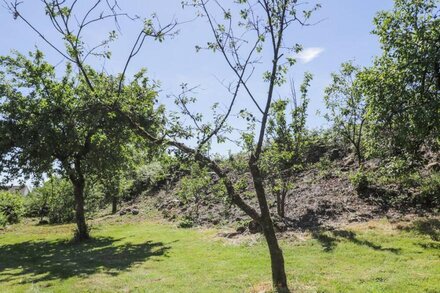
[0,50,159,239]
[362,0,440,156]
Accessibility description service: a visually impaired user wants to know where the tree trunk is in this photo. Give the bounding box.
[153,139,288,290]
[262,220,289,292]
[112,196,118,214]
[279,189,286,219]
[276,192,286,218]
[249,157,289,292]
[72,178,89,241]
[276,192,282,218]
[355,144,363,167]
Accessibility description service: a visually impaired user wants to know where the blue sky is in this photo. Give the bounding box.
[0,0,395,154]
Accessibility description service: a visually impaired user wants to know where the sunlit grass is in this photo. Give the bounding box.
[0,217,439,292]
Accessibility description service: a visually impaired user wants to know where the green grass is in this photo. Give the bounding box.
[0,217,439,293]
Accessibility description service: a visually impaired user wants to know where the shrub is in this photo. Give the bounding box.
[127,158,180,199]
[24,193,47,219]
[177,215,194,228]
[418,173,440,207]
[135,162,166,190]
[349,171,369,193]
[316,156,334,179]
[0,212,8,227]
[382,156,419,179]
[26,176,107,223]
[178,171,211,203]
[0,191,24,225]
[25,178,75,224]
[176,164,212,221]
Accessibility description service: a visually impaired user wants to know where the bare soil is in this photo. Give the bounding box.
[146,161,433,234]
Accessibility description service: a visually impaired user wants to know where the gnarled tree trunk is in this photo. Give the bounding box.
[66,158,90,242]
[72,176,89,241]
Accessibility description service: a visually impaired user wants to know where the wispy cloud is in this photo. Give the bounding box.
[296,47,324,63]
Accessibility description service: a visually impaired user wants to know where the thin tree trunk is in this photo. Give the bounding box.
[133,135,288,290]
[276,192,282,217]
[112,196,118,214]
[276,192,286,218]
[72,178,89,241]
[262,221,289,292]
[355,144,363,167]
[280,189,286,219]
[249,157,289,292]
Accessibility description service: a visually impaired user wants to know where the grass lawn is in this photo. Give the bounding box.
[0,217,439,293]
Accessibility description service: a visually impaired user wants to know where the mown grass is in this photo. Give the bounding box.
[0,217,439,292]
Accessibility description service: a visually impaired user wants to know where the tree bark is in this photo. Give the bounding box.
[354,142,364,168]
[249,156,289,292]
[280,189,286,219]
[62,157,90,241]
[276,192,286,219]
[112,196,118,214]
[262,220,289,292]
[72,178,89,241]
[276,192,282,218]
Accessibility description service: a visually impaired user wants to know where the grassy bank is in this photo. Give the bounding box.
[0,217,439,292]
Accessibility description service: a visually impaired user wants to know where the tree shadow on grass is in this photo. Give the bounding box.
[311,229,401,254]
[0,236,171,284]
[398,218,440,241]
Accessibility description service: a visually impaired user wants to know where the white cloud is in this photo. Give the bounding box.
[296,47,324,64]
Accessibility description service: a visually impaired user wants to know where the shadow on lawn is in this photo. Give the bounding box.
[312,229,401,254]
[0,236,171,283]
[398,218,440,241]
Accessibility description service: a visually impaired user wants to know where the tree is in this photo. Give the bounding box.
[5,0,318,289]
[361,0,440,157]
[2,0,173,240]
[97,145,149,215]
[0,51,155,240]
[102,171,125,214]
[324,62,366,166]
[264,75,312,218]
[122,1,320,291]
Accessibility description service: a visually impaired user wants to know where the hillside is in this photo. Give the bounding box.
[132,149,439,234]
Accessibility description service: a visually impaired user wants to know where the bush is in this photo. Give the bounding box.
[84,182,105,216]
[0,191,24,225]
[349,171,369,193]
[25,178,75,224]
[127,157,181,199]
[177,169,211,203]
[135,162,166,190]
[177,215,194,228]
[418,173,440,207]
[382,156,418,179]
[26,176,108,223]
[316,156,333,179]
[0,212,8,227]
[24,190,51,219]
